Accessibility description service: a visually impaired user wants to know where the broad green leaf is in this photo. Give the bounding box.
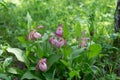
[17,36,26,43]
[0,73,11,80]
[69,70,80,79]
[7,47,26,63]
[69,71,76,78]
[63,24,69,38]
[7,67,23,74]
[74,24,81,37]
[47,54,61,68]
[42,33,48,41]
[87,44,102,59]
[43,72,53,80]
[70,48,84,60]
[0,50,3,56]
[3,57,13,69]
[21,71,41,80]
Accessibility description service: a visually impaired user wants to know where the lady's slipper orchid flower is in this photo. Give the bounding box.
[28,30,41,40]
[33,31,41,39]
[55,37,66,48]
[55,24,63,37]
[49,37,58,45]
[36,58,47,72]
[49,37,66,48]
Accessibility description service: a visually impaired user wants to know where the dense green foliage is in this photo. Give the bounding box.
[0,0,120,80]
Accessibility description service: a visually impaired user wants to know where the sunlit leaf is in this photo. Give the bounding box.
[3,57,13,69]
[26,12,32,23]
[69,70,80,79]
[26,12,32,31]
[42,33,48,41]
[0,73,11,80]
[7,47,26,63]
[7,67,23,74]
[0,50,3,56]
[17,36,26,43]
[87,44,102,59]
[0,1,8,10]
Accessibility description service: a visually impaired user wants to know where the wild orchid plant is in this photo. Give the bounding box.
[3,24,101,80]
[26,24,67,73]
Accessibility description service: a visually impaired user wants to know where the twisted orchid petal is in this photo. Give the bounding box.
[82,38,89,42]
[33,32,41,39]
[80,37,89,47]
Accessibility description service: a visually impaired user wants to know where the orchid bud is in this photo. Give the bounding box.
[80,41,87,47]
[82,38,89,42]
[36,26,44,29]
[80,37,89,47]
[55,24,63,37]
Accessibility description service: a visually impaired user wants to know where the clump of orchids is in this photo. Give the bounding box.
[27,24,66,72]
[49,24,66,48]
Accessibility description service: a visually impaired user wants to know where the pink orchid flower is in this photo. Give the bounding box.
[33,31,41,39]
[36,58,47,72]
[49,37,58,45]
[55,24,63,37]
[28,30,41,40]
[55,37,66,48]
[49,37,66,48]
